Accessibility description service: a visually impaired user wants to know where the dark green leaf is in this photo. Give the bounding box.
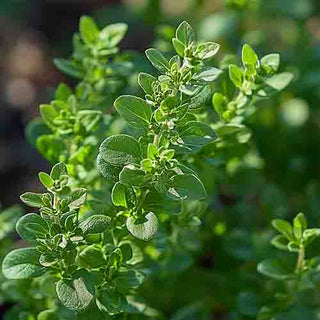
[2,248,45,279]
[167,174,207,200]
[145,48,169,72]
[20,192,44,208]
[114,95,152,128]
[16,213,49,241]
[79,215,111,235]
[99,134,141,167]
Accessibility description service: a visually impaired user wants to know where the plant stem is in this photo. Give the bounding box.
[296,244,305,272]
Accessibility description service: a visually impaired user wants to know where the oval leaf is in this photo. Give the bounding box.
[126,212,159,241]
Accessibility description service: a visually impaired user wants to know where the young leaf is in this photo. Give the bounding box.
[114,95,152,128]
[293,212,307,239]
[271,235,289,251]
[2,248,45,279]
[242,44,258,66]
[212,92,228,116]
[111,182,128,207]
[271,219,293,240]
[229,64,243,88]
[167,174,207,201]
[50,162,67,180]
[145,48,169,72]
[99,23,128,47]
[20,192,44,208]
[16,213,49,241]
[40,104,59,129]
[175,21,195,46]
[126,212,159,241]
[98,134,141,172]
[138,72,157,95]
[56,269,95,311]
[79,16,99,44]
[79,215,111,235]
[39,172,54,189]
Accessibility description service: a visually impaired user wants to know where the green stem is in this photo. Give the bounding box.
[296,244,305,272]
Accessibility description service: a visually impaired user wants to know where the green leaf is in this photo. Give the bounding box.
[77,110,103,133]
[79,16,99,44]
[116,269,145,290]
[98,134,141,167]
[178,121,217,146]
[189,85,211,109]
[175,21,195,46]
[145,48,169,72]
[16,213,49,241]
[100,23,127,47]
[78,245,106,269]
[111,182,129,207]
[67,188,87,210]
[79,215,111,235]
[194,67,222,82]
[37,310,59,320]
[242,44,258,66]
[2,248,45,279]
[120,165,150,187]
[114,95,152,128]
[271,235,289,251]
[196,42,220,59]
[271,219,293,240]
[261,53,280,72]
[293,212,307,239]
[53,59,84,79]
[20,192,44,208]
[40,104,59,129]
[212,92,228,116]
[229,64,243,88]
[96,288,127,315]
[138,72,157,95]
[38,172,54,189]
[126,212,159,241]
[96,155,121,181]
[172,38,185,57]
[55,83,72,101]
[265,72,293,90]
[50,162,67,180]
[257,258,294,280]
[167,174,207,200]
[56,269,95,311]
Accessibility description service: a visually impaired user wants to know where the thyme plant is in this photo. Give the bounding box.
[1,17,297,320]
